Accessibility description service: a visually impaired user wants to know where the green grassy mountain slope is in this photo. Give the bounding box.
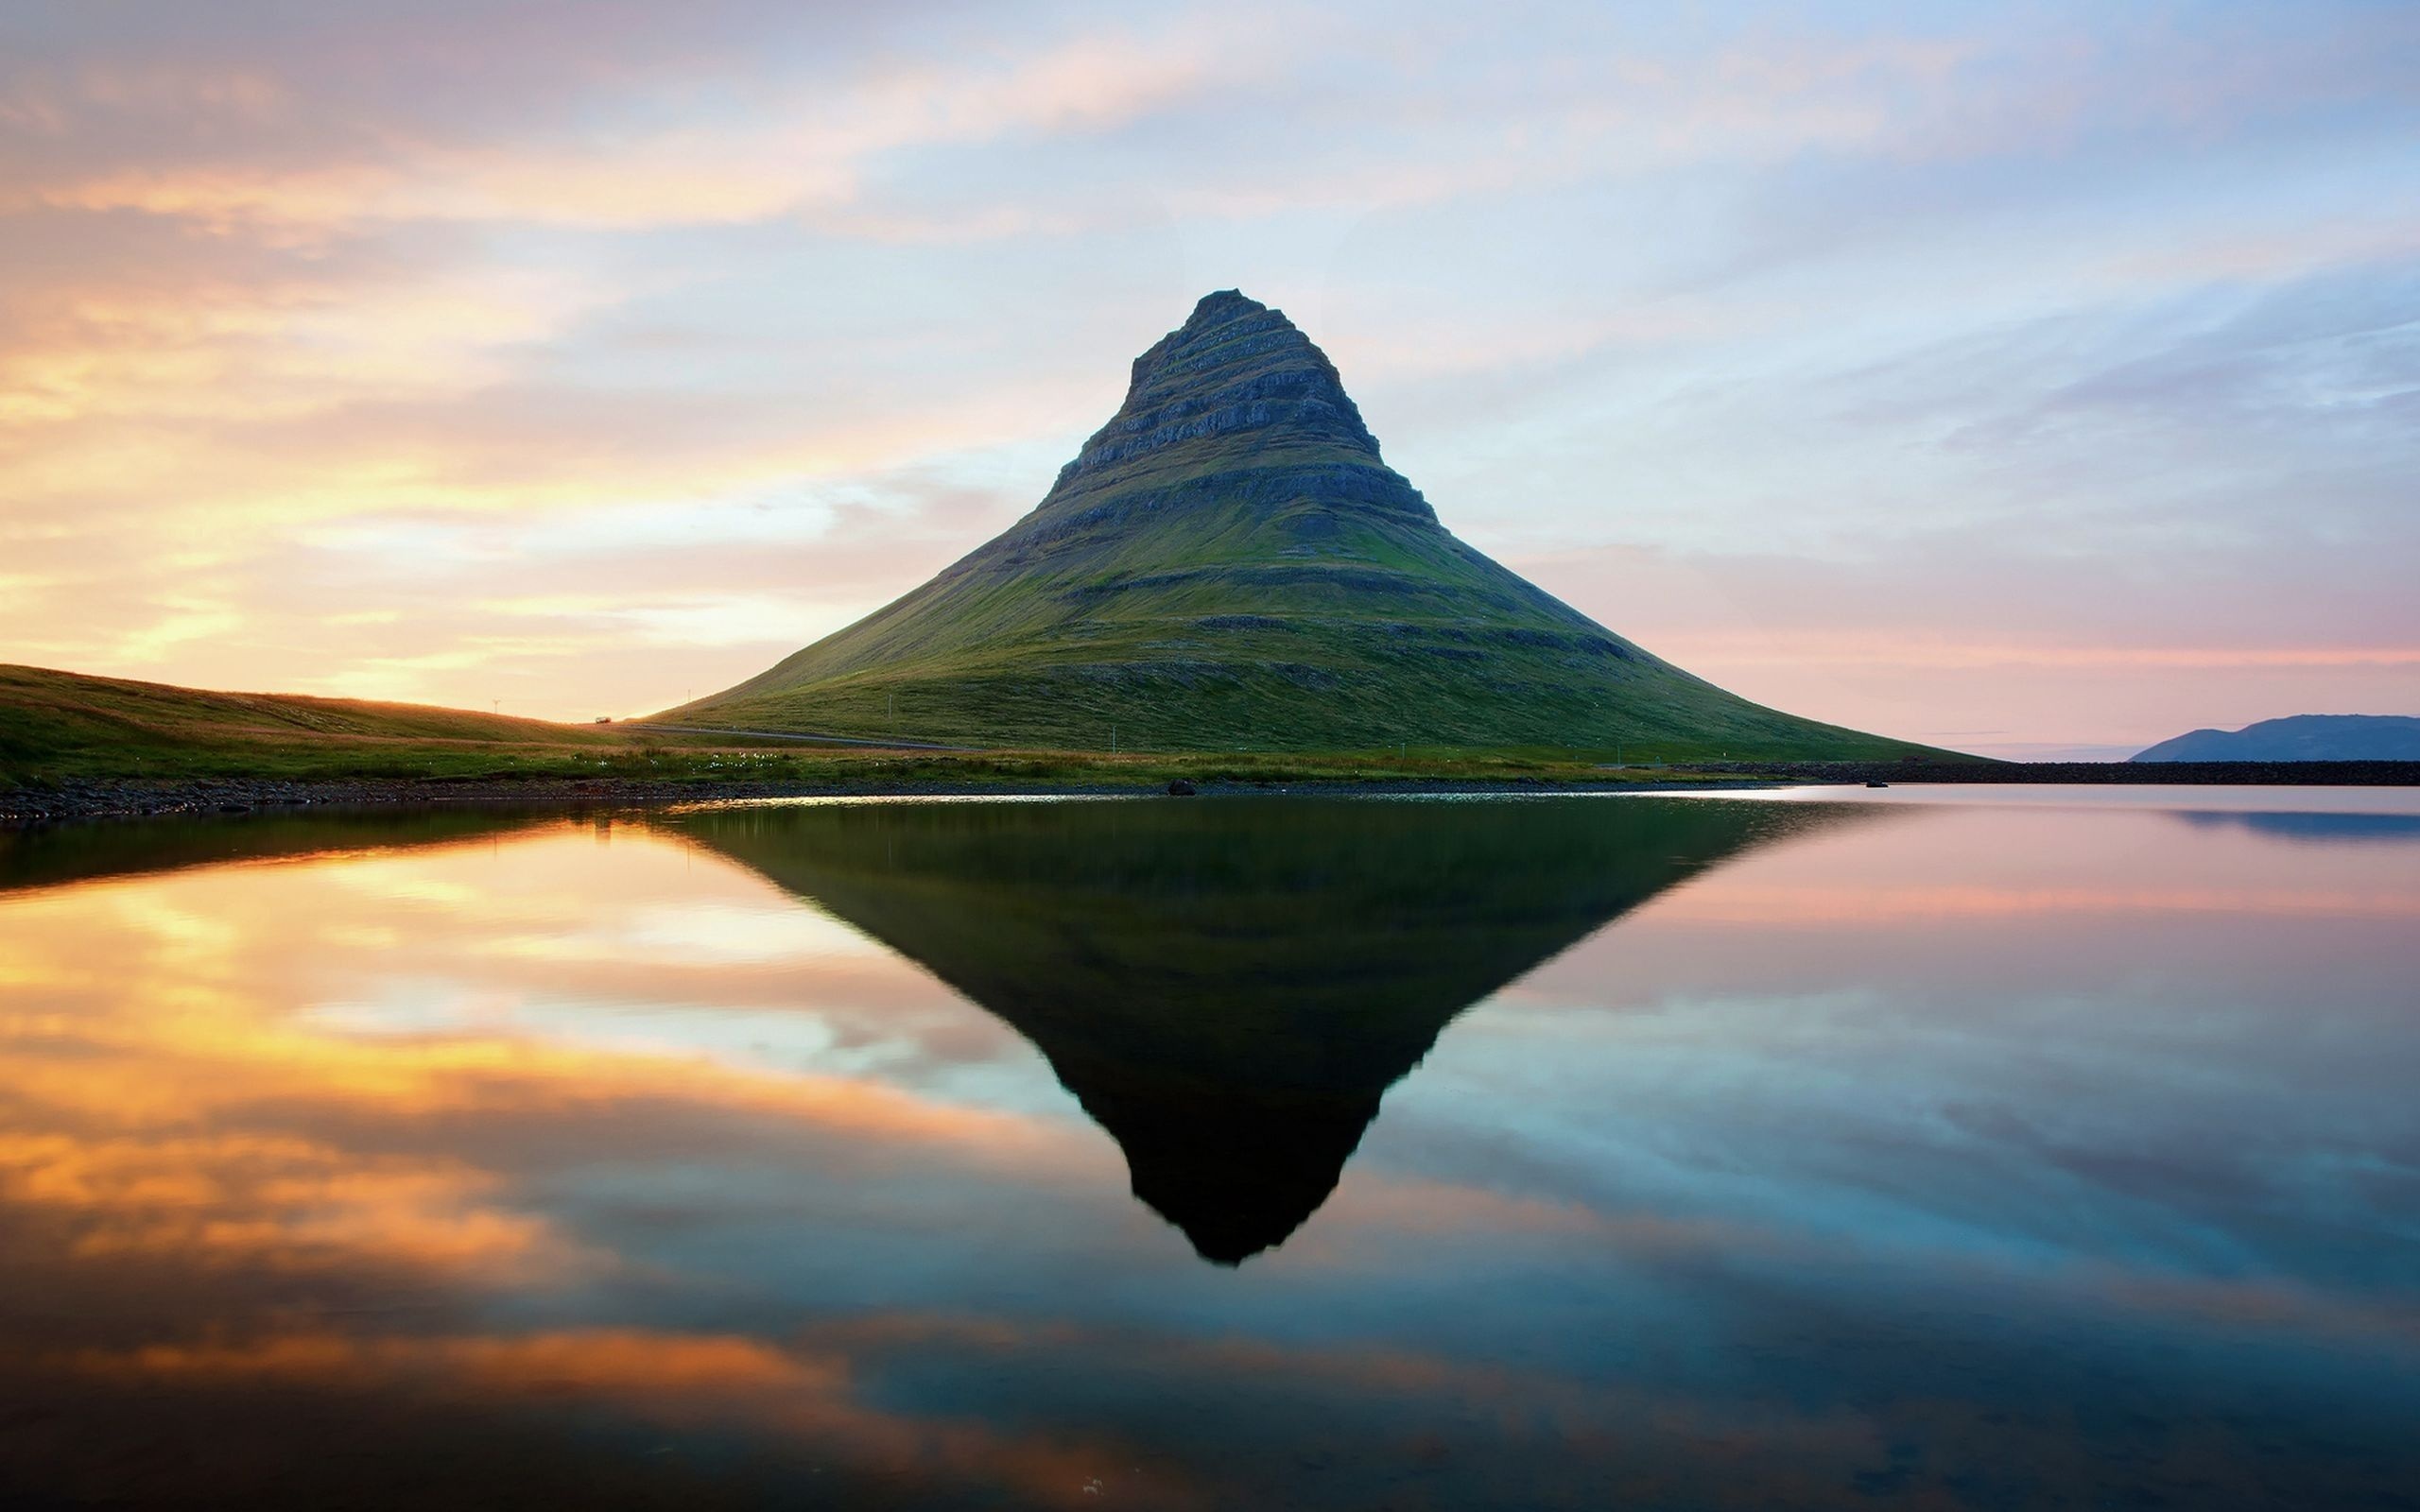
[665,289,1929,758]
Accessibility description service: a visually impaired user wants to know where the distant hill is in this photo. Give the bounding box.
[2133,714,2420,762]
[664,290,1935,760]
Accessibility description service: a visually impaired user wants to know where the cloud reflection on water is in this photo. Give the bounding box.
[0,795,2413,1507]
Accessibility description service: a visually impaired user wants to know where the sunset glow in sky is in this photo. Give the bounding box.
[4,1,2414,754]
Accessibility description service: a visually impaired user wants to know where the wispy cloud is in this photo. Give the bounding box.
[1,0,2414,735]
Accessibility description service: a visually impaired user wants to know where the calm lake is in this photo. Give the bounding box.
[2,787,2415,1509]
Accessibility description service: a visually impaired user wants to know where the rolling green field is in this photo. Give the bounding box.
[0,662,635,784]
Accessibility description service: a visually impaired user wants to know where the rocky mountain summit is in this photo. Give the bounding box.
[666,291,1921,756]
[1053,288,1407,496]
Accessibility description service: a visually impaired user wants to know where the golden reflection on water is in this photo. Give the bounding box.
[0,817,1164,1505]
[0,796,2414,1509]
[2,817,1094,1259]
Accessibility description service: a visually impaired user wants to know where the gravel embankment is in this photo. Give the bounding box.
[2,773,1735,826]
[7,760,2414,829]
[0,776,1125,827]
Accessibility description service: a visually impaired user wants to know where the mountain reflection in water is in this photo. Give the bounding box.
[2166,806,2420,845]
[2,790,2416,1511]
[668,797,1865,1263]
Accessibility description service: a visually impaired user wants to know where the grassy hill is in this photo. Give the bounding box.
[665,290,1938,761]
[0,663,633,783]
[2,662,1823,798]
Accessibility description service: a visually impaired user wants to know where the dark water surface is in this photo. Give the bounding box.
[1,789,2414,1509]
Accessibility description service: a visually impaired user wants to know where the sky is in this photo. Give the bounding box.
[1,0,2413,756]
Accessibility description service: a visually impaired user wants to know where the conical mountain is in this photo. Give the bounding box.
[667,291,1916,756]
[666,796,1875,1264]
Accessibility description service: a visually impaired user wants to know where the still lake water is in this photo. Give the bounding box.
[1,787,2414,1509]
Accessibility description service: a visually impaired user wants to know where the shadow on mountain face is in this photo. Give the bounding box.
[669,796,1874,1265]
[2168,808,2420,846]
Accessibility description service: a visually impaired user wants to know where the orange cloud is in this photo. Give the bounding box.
[0,823,1097,1300]
[70,1325,1203,1510]
[81,1327,838,1399]
[9,29,1217,235]
[0,1130,569,1276]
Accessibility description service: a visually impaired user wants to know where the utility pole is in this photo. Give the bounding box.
[1112,723,1118,754]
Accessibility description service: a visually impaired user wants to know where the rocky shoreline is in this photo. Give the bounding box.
[0,773,1746,828]
[0,776,1096,828]
[6,760,2415,829]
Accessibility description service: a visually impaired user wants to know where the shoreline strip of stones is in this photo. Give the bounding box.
[5,761,2416,829]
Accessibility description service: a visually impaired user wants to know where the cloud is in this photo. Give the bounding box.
[0,1130,576,1276]
[2,0,2416,736]
[1,12,1227,234]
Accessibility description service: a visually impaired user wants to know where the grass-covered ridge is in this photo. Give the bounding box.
[5,662,1868,796]
[0,662,627,782]
[664,290,1945,761]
